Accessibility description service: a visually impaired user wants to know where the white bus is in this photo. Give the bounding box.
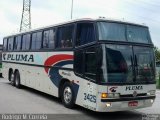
[2,18,156,112]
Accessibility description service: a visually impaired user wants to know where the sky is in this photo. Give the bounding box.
[0,0,160,48]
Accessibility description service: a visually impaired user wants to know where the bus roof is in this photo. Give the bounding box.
[3,18,148,38]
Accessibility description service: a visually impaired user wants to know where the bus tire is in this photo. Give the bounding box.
[0,73,2,78]
[9,69,13,81]
[61,82,75,108]
[10,71,15,86]
[15,71,21,88]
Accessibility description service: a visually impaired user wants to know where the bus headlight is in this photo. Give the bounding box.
[114,93,120,98]
[108,93,114,98]
[101,93,120,99]
[147,90,156,96]
[108,93,120,98]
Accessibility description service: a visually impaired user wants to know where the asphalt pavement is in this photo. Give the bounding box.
[0,78,159,120]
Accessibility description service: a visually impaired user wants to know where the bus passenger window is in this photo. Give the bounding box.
[22,34,31,50]
[14,36,21,51]
[31,32,42,50]
[76,23,95,46]
[8,37,14,51]
[3,38,8,51]
[57,25,74,48]
[43,29,55,49]
[43,31,49,48]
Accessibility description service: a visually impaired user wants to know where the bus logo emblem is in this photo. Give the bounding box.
[109,87,118,93]
[133,91,137,97]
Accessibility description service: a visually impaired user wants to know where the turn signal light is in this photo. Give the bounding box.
[101,93,120,98]
[151,99,154,103]
[101,93,108,98]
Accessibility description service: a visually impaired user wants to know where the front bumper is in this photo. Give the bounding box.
[96,96,155,112]
[101,96,156,102]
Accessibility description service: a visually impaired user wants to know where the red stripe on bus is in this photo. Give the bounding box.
[44,54,73,73]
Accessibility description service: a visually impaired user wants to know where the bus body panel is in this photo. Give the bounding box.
[2,52,74,97]
[2,51,98,110]
[58,69,98,110]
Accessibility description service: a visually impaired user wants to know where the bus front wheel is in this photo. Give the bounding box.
[61,82,75,108]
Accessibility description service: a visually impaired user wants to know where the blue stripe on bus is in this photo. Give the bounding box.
[49,60,73,87]
[48,60,79,100]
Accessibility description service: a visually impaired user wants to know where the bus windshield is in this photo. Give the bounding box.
[97,22,151,44]
[100,44,155,84]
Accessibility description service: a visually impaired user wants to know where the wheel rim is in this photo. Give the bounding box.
[63,86,72,104]
[11,73,14,83]
[15,74,19,86]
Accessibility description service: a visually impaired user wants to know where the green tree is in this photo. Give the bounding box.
[154,46,160,61]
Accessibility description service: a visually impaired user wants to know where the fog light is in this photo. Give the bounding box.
[108,93,114,98]
[101,93,108,98]
[151,99,154,103]
[106,103,111,107]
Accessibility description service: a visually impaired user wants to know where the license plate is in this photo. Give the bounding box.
[128,101,138,107]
